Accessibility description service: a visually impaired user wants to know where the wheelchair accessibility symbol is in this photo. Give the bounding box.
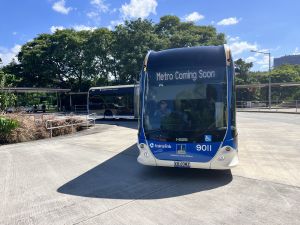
[205,135,212,142]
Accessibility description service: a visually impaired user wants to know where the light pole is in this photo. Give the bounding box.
[250,50,272,109]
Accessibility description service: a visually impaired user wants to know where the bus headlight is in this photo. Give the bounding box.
[137,142,157,166]
[225,146,231,152]
[218,155,225,161]
[210,145,239,169]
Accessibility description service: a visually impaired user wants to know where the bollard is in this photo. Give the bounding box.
[50,121,53,138]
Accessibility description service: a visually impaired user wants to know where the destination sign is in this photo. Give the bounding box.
[156,70,216,82]
[148,67,226,85]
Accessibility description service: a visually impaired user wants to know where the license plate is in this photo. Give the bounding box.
[174,161,190,168]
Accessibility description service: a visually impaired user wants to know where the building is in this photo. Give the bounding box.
[274,55,300,67]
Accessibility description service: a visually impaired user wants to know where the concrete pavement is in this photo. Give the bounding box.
[0,112,299,225]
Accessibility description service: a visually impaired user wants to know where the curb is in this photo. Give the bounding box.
[237,110,300,115]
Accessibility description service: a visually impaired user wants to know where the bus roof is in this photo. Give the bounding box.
[89,84,135,91]
[146,45,228,70]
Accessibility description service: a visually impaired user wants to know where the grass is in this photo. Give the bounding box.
[0,113,87,145]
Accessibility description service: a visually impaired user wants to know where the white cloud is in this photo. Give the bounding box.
[50,25,97,33]
[249,52,273,70]
[108,20,124,30]
[120,0,157,19]
[87,0,109,23]
[227,35,272,71]
[229,41,257,55]
[0,44,21,66]
[12,32,17,36]
[257,55,272,65]
[50,25,65,33]
[52,0,72,15]
[87,11,99,19]
[245,56,257,63]
[227,35,240,42]
[111,8,118,14]
[259,64,269,70]
[293,47,300,55]
[90,0,109,13]
[184,12,204,23]
[217,17,240,26]
[72,25,97,31]
[272,46,281,51]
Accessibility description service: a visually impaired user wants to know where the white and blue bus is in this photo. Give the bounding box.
[137,45,238,169]
[88,85,139,119]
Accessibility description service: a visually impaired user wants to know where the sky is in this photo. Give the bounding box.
[0,0,299,70]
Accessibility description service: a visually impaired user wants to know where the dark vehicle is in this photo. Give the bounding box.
[88,85,139,119]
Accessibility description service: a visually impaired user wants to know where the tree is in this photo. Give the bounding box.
[234,58,254,101]
[8,15,227,88]
[85,28,115,85]
[269,65,300,100]
[112,16,225,83]
[234,58,253,84]
[236,64,300,101]
[17,28,116,91]
[112,19,165,83]
[0,70,17,110]
[156,15,225,49]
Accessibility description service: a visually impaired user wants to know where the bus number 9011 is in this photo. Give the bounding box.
[196,144,212,152]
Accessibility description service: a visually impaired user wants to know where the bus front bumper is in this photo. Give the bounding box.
[137,143,239,170]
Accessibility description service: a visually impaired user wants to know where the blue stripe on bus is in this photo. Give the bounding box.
[146,140,222,163]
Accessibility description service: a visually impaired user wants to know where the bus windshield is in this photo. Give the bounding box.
[143,67,227,142]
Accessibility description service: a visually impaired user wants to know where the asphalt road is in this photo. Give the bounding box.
[0,112,299,225]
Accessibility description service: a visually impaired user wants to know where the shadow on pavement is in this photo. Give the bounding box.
[95,119,138,130]
[57,144,232,199]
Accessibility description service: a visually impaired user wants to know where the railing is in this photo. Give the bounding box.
[237,100,300,113]
[46,113,96,138]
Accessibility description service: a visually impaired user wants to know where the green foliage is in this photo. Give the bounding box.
[0,70,17,110]
[155,16,225,48]
[235,59,300,101]
[0,116,19,135]
[3,15,225,91]
[269,65,300,100]
[235,58,253,84]
[2,15,300,102]
[16,30,104,91]
[112,19,166,83]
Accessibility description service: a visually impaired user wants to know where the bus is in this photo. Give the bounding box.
[137,45,238,169]
[88,85,139,119]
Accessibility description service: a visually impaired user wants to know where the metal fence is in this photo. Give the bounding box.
[237,100,300,113]
[46,113,96,138]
